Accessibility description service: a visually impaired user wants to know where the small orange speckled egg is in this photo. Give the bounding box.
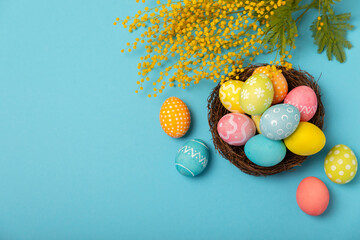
[253,66,288,104]
[159,97,191,138]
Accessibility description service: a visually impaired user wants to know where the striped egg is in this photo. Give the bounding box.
[159,97,190,138]
[253,66,288,104]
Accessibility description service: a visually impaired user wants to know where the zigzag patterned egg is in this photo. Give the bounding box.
[160,97,190,138]
[217,113,256,146]
[175,139,209,177]
[219,80,245,113]
[284,86,318,122]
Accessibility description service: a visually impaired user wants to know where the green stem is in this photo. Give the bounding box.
[295,3,313,23]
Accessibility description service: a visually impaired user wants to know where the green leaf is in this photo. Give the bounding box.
[310,13,353,63]
[263,3,298,55]
[322,0,342,15]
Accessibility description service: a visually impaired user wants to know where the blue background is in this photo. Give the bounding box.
[0,0,359,239]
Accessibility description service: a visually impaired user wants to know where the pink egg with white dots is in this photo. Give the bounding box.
[284,86,318,122]
[217,113,256,146]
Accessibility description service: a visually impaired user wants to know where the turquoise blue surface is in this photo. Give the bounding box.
[0,0,359,239]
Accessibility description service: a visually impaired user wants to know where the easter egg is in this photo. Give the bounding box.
[251,115,262,134]
[284,122,326,156]
[296,177,329,216]
[260,104,300,140]
[244,134,286,167]
[159,97,190,138]
[324,144,358,184]
[253,66,288,104]
[284,86,318,122]
[217,113,256,146]
[239,73,274,115]
[219,80,245,113]
[175,139,209,177]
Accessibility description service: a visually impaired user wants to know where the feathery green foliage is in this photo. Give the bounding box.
[264,0,353,63]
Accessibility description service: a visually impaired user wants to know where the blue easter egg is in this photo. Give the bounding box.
[175,139,209,177]
[260,104,300,140]
[244,134,286,167]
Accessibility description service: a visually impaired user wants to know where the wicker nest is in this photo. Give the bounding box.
[208,65,325,176]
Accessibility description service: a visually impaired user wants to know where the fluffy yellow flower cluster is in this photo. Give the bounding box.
[115,0,293,97]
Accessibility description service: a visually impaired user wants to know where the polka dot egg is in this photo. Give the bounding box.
[217,113,256,146]
[159,97,190,138]
[260,104,300,140]
[324,144,357,184]
[253,66,288,104]
[219,80,245,113]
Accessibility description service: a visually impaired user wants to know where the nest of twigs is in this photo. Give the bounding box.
[208,65,325,176]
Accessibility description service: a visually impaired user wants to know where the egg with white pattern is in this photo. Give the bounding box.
[239,73,274,115]
[253,66,288,104]
[175,139,209,177]
[219,80,245,113]
[159,97,190,138]
[217,113,256,146]
[260,104,300,140]
[324,144,357,184]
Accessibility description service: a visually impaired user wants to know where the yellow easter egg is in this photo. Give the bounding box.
[159,97,191,138]
[253,66,288,104]
[251,115,262,134]
[239,73,274,115]
[219,80,244,113]
[284,122,326,156]
[324,144,357,184]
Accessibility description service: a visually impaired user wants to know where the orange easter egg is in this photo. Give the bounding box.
[253,66,288,104]
[159,97,191,138]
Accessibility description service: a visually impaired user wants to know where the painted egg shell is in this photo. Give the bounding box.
[217,113,256,146]
[284,122,326,156]
[159,97,190,138]
[253,66,288,104]
[324,144,357,184]
[219,80,245,113]
[175,139,209,177]
[260,104,300,140]
[244,134,286,167]
[239,73,274,115]
[251,115,262,134]
[284,86,318,122]
[296,177,329,216]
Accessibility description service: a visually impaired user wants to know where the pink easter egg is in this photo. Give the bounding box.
[296,177,329,216]
[284,86,318,122]
[217,113,256,146]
